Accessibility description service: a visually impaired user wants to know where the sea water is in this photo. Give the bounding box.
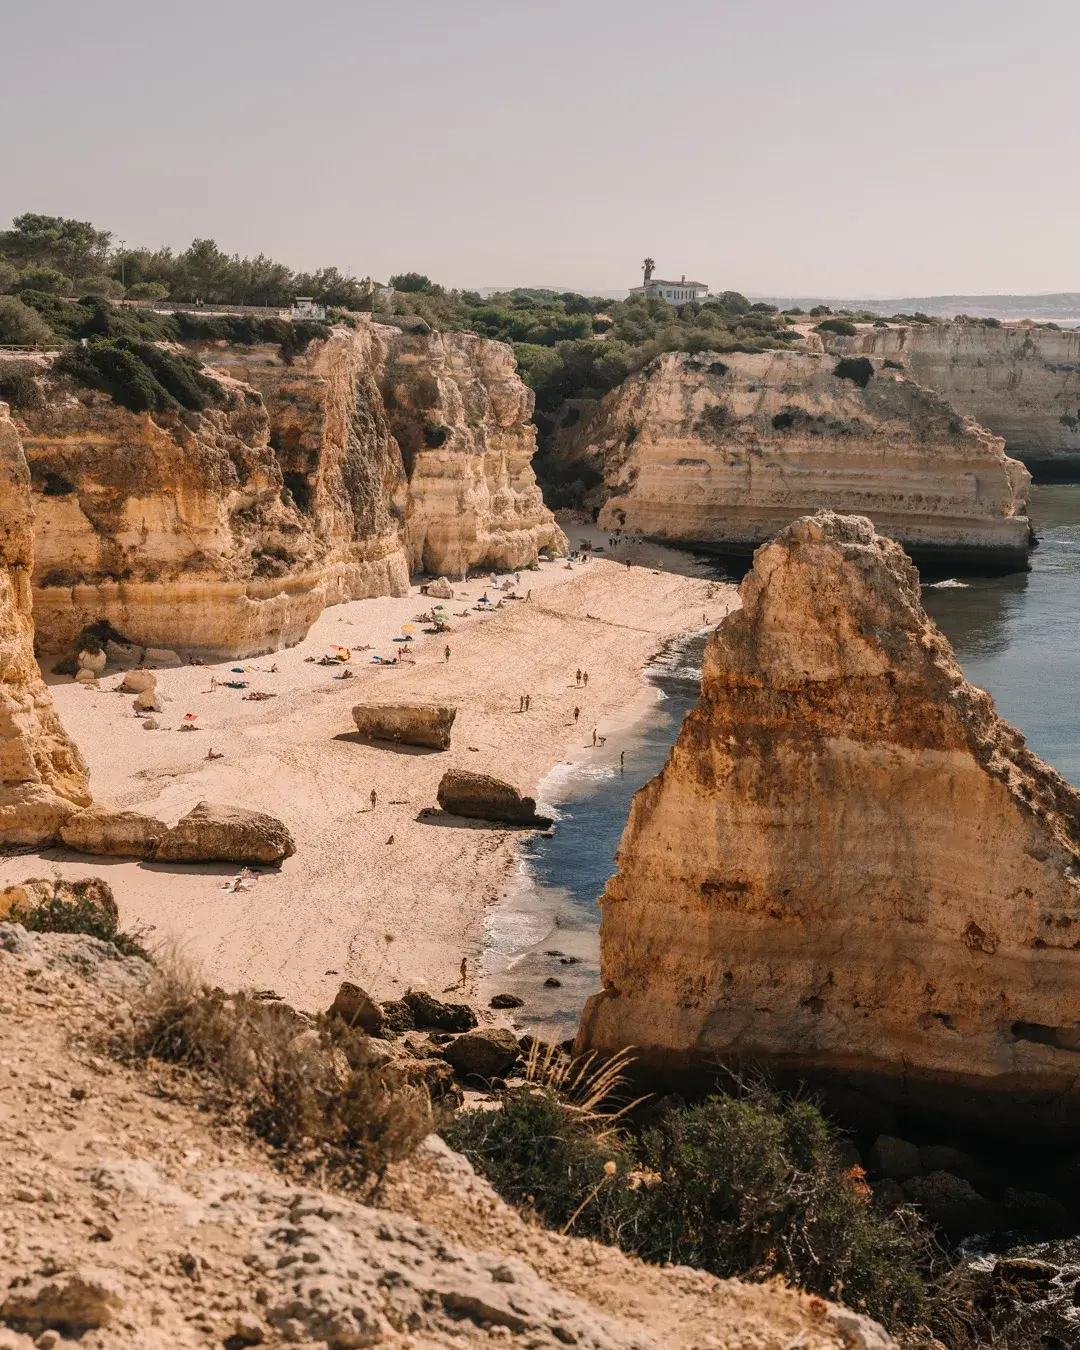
[483,487,1080,1032]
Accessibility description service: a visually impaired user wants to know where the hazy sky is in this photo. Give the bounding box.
[3,0,1077,297]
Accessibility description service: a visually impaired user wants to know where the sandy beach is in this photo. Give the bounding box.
[0,559,733,1013]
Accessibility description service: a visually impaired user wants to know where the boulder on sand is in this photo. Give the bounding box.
[352,702,457,751]
[328,981,385,1034]
[154,801,295,865]
[427,576,454,600]
[133,690,162,713]
[118,669,156,695]
[436,770,553,827]
[60,806,167,859]
[77,647,107,675]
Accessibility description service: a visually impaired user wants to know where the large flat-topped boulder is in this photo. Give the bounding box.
[154,802,295,865]
[437,770,552,827]
[577,510,1080,1140]
[60,807,167,858]
[352,702,457,751]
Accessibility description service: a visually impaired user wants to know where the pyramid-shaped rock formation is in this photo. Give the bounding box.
[578,511,1080,1138]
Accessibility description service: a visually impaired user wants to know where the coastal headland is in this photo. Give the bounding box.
[0,558,731,1012]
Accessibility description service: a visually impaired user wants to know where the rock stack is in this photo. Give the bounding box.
[578,510,1080,1140]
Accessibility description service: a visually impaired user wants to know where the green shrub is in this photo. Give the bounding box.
[632,1093,927,1326]
[816,318,858,337]
[57,338,224,414]
[126,281,169,301]
[0,295,54,345]
[833,356,875,388]
[0,372,42,408]
[19,888,151,960]
[15,267,71,295]
[447,1090,636,1238]
[447,1078,929,1331]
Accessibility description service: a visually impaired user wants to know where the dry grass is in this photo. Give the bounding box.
[118,959,432,1188]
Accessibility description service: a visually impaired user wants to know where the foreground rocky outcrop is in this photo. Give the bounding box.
[833,321,1080,477]
[1,319,563,659]
[577,511,1080,1139]
[0,404,91,845]
[437,769,553,826]
[558,349,1031,567]
[352,700,457,750]
[0,925,889,1350]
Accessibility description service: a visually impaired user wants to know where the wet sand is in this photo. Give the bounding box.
[1,559,733,1013]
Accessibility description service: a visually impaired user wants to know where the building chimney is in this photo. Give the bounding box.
[681,274,685,283]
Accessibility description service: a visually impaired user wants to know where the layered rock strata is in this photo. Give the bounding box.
[3,319,563,659]
[562,349,1031,567]
[578,511,1080,1138]
[0,403,91,845]
[378,327,566,576]
[834,323,1080,477]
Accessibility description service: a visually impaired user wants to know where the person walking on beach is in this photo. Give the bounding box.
[573,706,580,723]
[592,727,597,746]
[525,694,531,711]
[444,645,451,662]
[582,671,589,687]
[575,669,581,686]
[620,750,625,773]
[370,788,378,810]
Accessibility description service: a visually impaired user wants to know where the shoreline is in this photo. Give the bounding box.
[1,559,734,1014]
[481,628,712,1038]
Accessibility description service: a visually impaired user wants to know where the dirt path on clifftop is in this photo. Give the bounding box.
[1,560,732,1014]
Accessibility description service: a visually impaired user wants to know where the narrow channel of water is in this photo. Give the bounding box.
[484,487,1080,1035]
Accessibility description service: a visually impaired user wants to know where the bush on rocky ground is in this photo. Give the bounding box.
[446,1070,930,1331]
[15,881,151,961]
[124,966,432,1187]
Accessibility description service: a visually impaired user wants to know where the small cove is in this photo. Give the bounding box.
[483,486,1080,1035]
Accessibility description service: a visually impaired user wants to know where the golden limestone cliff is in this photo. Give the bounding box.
[832,322,1080,475]
[577,511,1080,1138]
[378,326,567,577]
[3,320,561,658]
[561,349,1031,566]
[0,404,91,843]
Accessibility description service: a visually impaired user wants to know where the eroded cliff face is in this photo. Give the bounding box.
[0,404,91,843]
[378,327,567,576]
[562,349,1031,566]
[834,323,1080,475]
[578,511,1080,1138]
[7,320,562,657]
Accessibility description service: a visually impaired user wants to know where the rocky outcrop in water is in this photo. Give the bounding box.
[0,403,91,845]
[577,511,1080,1139]
[558,349,1031,566]
[1,320,562,659]
[833,322,1080,477]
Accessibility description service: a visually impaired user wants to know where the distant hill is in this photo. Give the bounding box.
[759,293,1080,324]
